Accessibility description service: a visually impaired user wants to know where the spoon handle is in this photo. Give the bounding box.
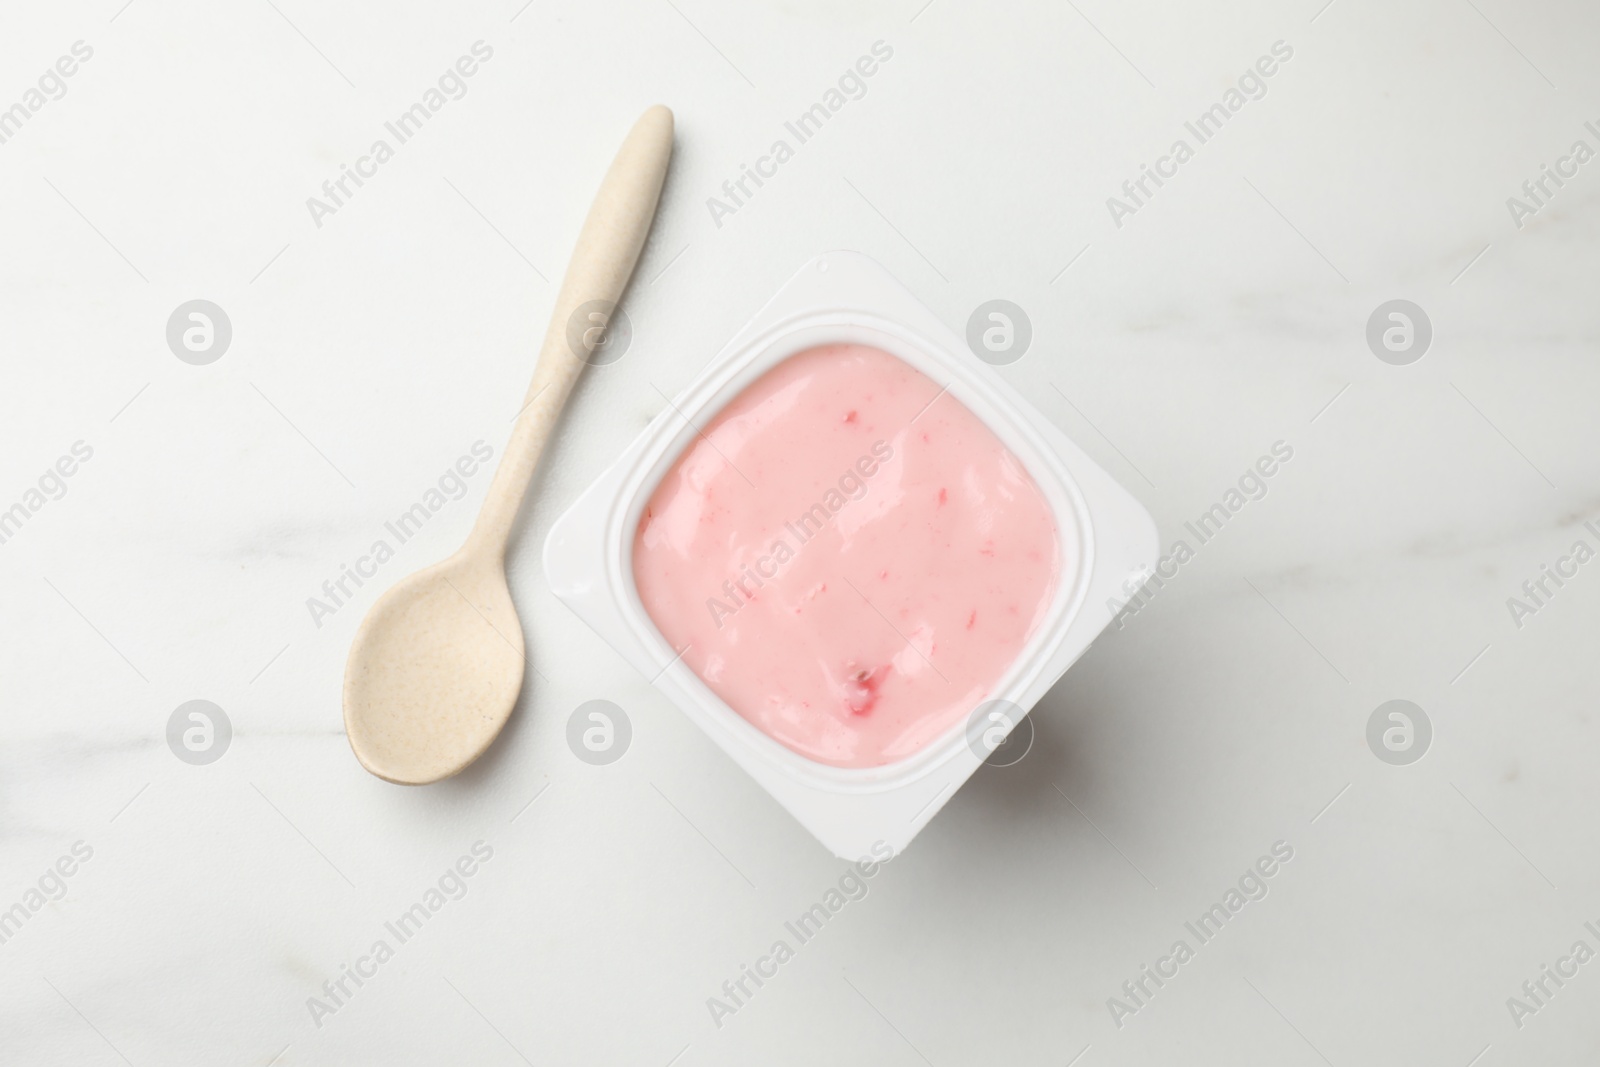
[468,105,675,559]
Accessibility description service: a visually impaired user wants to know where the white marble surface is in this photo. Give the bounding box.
[3,0,1599,1063]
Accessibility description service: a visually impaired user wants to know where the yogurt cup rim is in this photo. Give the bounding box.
[597,307,1095,793]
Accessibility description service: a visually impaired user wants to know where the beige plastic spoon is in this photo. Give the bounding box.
[343,105,674,784]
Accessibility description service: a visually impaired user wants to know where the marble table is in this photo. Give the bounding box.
[3,0,1597,1063]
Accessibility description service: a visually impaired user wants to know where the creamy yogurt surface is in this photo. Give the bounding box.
[633,343,1062,768]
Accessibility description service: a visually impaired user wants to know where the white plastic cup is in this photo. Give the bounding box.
[545,252,1157,858]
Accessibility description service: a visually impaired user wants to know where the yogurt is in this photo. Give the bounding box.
[633,343,1062,768]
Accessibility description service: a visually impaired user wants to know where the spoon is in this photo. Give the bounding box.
[344,105,675,784]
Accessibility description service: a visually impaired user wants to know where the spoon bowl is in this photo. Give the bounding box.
[344,552,523,784]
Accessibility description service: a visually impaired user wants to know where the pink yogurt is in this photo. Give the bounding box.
[633,343,1062,768]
